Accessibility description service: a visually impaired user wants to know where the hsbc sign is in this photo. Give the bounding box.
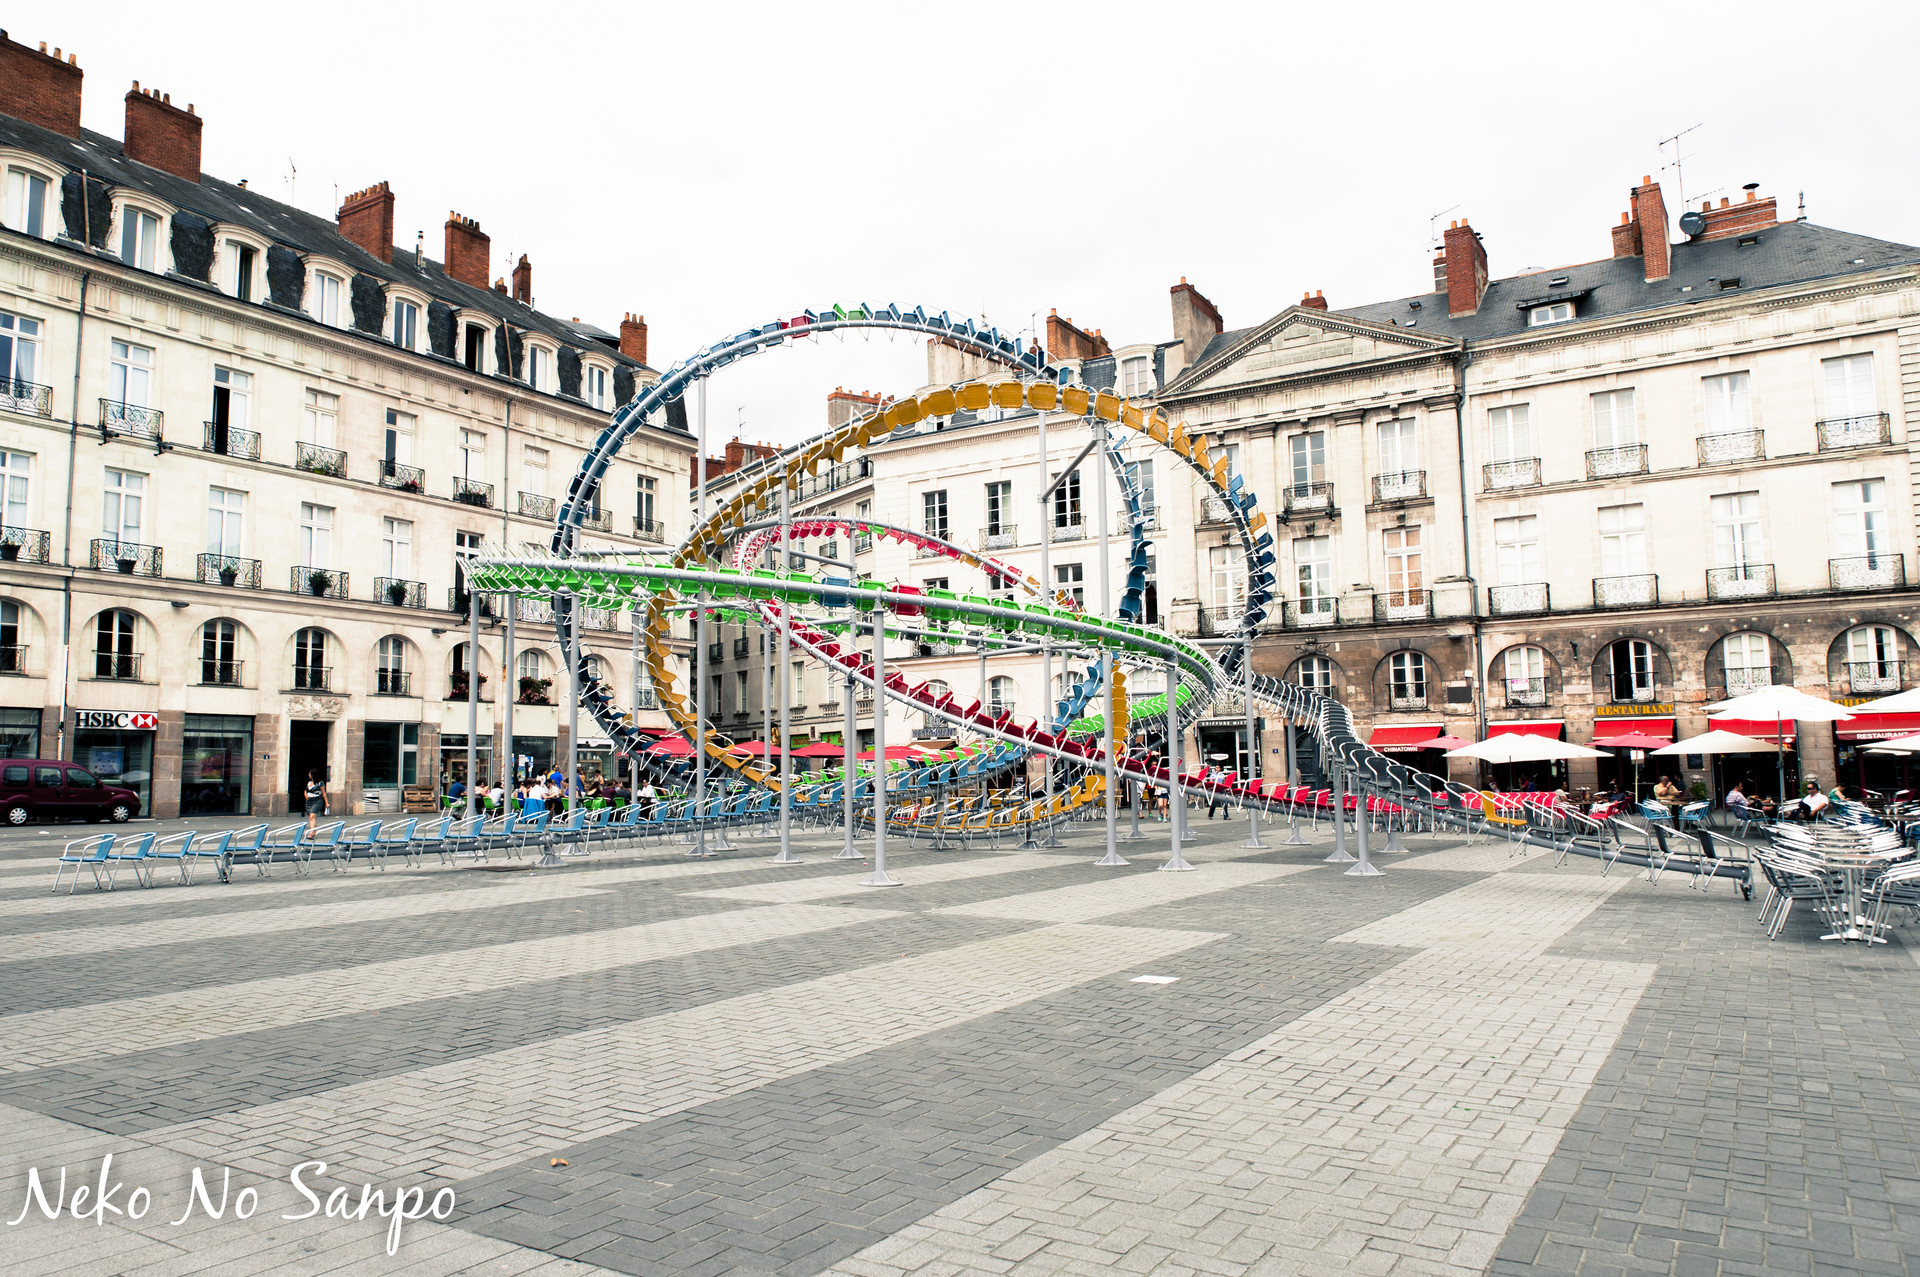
[73,710,158,731]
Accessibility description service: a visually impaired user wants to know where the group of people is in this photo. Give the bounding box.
[1725,777,1853,823]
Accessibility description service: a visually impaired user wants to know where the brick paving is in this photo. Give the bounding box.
[0,817,1914,1275]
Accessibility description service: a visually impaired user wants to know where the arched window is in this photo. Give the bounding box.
[1720,633,1773,694]
[377,637,409,696]
[1601,639,1654,704]
[0,599,20,673]
[583,654,608,686]
[95,609,137,679]
[987,676,1017,717]
[1388,651,1427,708]
[1295,655,1332,693]
[1844,625,1899,693]
[518,649,546,682]
[294,628,329,691]
[200,619,239,686]
[1500,646,1547,707]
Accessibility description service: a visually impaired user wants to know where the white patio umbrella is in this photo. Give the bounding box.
[1864,731,1920,754]
[1702,685,1853,802]
[1445,734,1609,763]
[1652,729,1783,810]
[1847,688,1920,715]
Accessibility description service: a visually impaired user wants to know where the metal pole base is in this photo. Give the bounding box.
[768,850,805,865]
[1094,849,1129,867]
[1385,826,1409,852]
[861,869,903,887]
[834,845,865,860]
[709,832,735,852]
[1240,816,1269,849]
[1283,816,1308,845]
[1015,835,1043,850]
[1158,852,1195,872]
[1324,844,1356,863]
[1344,860,1385,876]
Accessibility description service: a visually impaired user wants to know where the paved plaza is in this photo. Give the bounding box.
[0,814,1915,1277]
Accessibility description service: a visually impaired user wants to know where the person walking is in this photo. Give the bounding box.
[303,769,325,836]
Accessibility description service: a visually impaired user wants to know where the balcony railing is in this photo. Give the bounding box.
[92,651,143,680]
[1483,458,1541,490]
[0,644,25,674]
[1831,553,1905,592]
[375,669,412,697]
[196,553,261,589]
[634,516,666,543]
[99,400,162,444]
[294,566,349,599]
[519,492,557,520]
[1697,430,1765,466]
[1198,495,1234,524]
[1374,590,1432,622]
[580,607,620,631]
[1706,564,1775,601]
[733,637,750,658]
[1816,412,1892,452]
[449,588,498,618]
[1502,677,1548,707]
[202,419,261,460]
[1721,666,1781,696]
[1593,573,1658,609]
[453,476,494,508]
[633,688,660,711]
[1283,598,1338,629]
[1048,517,1086,542]
[793,457,873,502]
[1585,444,1648,480]
[1199,606,1246,637]
[1488,583,1549,615]
[981,525,1017,550]
[515,596,554,624]
[199,660,244,687]
[853,531,875,554]
[295,441,348,478]
[1845,661,1905,695]
[291,664,333,692]
[1608,683,1660,706]
[581,507,613,533]
[1371,471,1426,504]
[1282,483,1335,516]
[0,378,52,417]
[378,459,425,493]
[1388,692,1428,712]
[708,641,724,662]
[90,538,163,577]
[0,526,50,564]
[376,577,426,608]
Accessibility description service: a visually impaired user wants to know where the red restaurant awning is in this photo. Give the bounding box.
[1368,724,1444,753]
[1593,717,1675,741]
[1836,711,1920,742]
[1486,720,1564,739]
[1710,716,1796,745]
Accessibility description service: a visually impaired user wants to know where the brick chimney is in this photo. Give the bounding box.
[1299,290,1327,311]
[1045,310,1111,362]
[1169,278,1224,365]
[619,313,648,364]
[336,181,394,264]
[0,32,83,138]
[827,385,887,428]
[123,83,202,182]
[1695,188,1780,241]
[1440,220,1489,317]
[1610,210,1641,259]
[443,213,490,290]
[1631,176,1670,281]
[511,254,531,304]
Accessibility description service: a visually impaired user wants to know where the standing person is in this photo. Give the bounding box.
[1207,765,1229,820]
[303,769,325,835]
[639,777,657,819]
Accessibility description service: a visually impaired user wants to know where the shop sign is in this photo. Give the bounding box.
[73,710,157,730]
[1592,704,1674,717]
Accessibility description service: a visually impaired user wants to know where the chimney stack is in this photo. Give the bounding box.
[336,181,395,263]
[1169,277,1224,365]
[1300,289,1328,311]
[0,32,83,138]
[827,385,887,428]
[1631,176,1670,281]
[511,253,531,305]
[1610,209,1641,259]
[619,313,649,365]
[123,82,202,182]
[1694,187,1780,241]
[1440,220,1489,317]
[1045,309,1111,362]
[443,212,490,289]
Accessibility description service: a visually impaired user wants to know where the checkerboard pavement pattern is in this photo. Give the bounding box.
[0,815,1915,1276]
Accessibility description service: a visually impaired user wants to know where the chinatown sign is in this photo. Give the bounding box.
[72,710,158,730]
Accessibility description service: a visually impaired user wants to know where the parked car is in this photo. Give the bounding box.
[0,759,139,825]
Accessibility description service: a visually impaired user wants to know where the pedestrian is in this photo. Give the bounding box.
[1207,766,1230,820]
[303,769,325,835]
[639,778,657,819]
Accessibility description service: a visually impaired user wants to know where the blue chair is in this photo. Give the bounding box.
[54,834,117,894]
[293,822,345,874]
[1676,800,1710,831]
[107,832,159,888]
[338,820,383,869]
[186,829,236,883]
[373,819,417,869]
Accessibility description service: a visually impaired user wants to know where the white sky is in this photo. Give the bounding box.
[22,1,1920,446]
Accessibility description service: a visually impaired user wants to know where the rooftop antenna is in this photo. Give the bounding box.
[284,157,297,205]
[1427,204,1459,253]
[1658,122,1704,211]
[1798,189,1807,221]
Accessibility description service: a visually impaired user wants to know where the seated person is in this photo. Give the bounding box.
[1787,780,1829,821]
[1725,782,1750,815]
[1652,775,1682,805]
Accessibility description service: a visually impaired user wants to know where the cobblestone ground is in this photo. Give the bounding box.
[0,813,1914,1276]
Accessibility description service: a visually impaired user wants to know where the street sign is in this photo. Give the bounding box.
[73,710,157,730]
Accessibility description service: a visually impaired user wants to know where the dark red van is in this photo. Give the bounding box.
[0,759,139,825]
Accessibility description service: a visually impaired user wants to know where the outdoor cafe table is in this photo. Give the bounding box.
[1819,846,1910,944]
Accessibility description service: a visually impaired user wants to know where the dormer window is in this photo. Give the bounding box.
[526,344,550,393]
[391,298,419,350]
[463,323,487,373]
[584,363,609,410]
[1121,356,1154,397]
[1528,301,1574,326]
[311,271,343,327]
[223,239,259,302]
[119,207,162,271]
[4,167,51,239]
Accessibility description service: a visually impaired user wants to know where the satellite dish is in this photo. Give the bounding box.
[1679,210,1707,238]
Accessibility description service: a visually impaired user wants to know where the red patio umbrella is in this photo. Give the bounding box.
[791,741,845,758]
[1423,735,1472,751]
[855,745,920,761]
[645,734,696,756]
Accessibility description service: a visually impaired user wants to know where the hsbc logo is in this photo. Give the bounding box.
[74,710,158,731]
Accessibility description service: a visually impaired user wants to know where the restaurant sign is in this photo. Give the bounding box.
[73,710,158,730]
[1592,704,1674,717]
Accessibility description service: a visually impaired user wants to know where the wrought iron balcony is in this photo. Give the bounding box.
[1831,553,1905,592]
[1720,666,1782,696]
[375,669,412,696]
[453,476,494,508]
[852,532,874,554]
[1199,606,1247,637]
[0,378,52,417]
[580,507,613,533]
[733,637,750,658]
[1388,691,1428,711]
[197,554,261,588]
[1706,564,1775,601]
[1283,598,1338,629]
[1585,444,1648,480]
[1593,573,1658,609]
[293,566,348,599]
[294,441,348,478]
[98,399,162,443]
[634,516,666,543]
[378,458,425,492]
[708,641,725,662]
[1048,517,1086,542]
[199,659,244,687]
[0,526,50,564]
[1197,495,1234,524]
[1844,661,1905,695]
[291,664,332,692]
[1282,483,1335,516]
[633,688,660,710]
[449,588,498,618]
[1488,583,1549,615]
[794,456,873,501]
[1696,430,1764,466]
[519,492,557,520]
[0,643,25,674]
[980,525,1017,550]
[1483,458,1541,490]
[1502,676,1548,707]
[91,538,162,577]
[202,420,260,460]
[580,607,620,631]
[92,651,142,680]
[376,577,425,608]
[1816,412,1891,452]
[1608,682,1660,705]
[1371,471,1426,503]
[1374,590,1432,622]
[508,597,550,624]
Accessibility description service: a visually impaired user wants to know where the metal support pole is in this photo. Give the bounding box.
[1175,687,1197,844]
[690,379,711,856]
[1348,768,1383,876]
[1093,420,1125,868]
[566,603,580,815]
[772,463,800,864]
[1037,409,1058,848]
[1326,763,1356,862]
[503,599,515,790]
[628,618,640,804]
[1241,634,1267,849]
[862,609,901,886]
[1283,719,1308,845]
[836,668,861,858]
[760,612,771,831]
[465,583,479,822]
[1160,655,1193,871]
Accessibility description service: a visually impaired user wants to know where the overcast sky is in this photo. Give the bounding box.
[21,1,1919,445]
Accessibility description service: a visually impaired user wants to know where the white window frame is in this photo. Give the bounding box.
[108,339,154,408]
[0,450,30,528]
[301,388,338,448]
[522,445,549,497]
[1296,655,1333,692]
[117,202,165,272]
[1822,353,1877,420]
[206,487,244,555]
[1488,405,1530,461]
[1702,372,1752,434]
[390,297,419,351]
[0,310,43,389]
[1121,356,1153,397]
[1834,479,1888,557]
[1591,389,1638,448]
[1389,650,1427,702]
[1377,419,1418,476]
[299,502,334,569]
[459,428,487,480]
[1493,514,1541,585]
[215,228,269,303]
[102,468,145,543]
[1711,491,1763,569]
[525,344,552,393]
[310,270,344,328]
[1384,525,1422,600]
[4,163,57,239]
[1291,536,1330,611]
[985,479,1013,534]
[1503,645,1545,693]
[383,408,415,471]
[583,363,609,411]
[1527,302,1574,326]
[1597,503,1647,576]
[1288,433,1325,492]
[381,517,413,578]
[987,675,1018,717]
